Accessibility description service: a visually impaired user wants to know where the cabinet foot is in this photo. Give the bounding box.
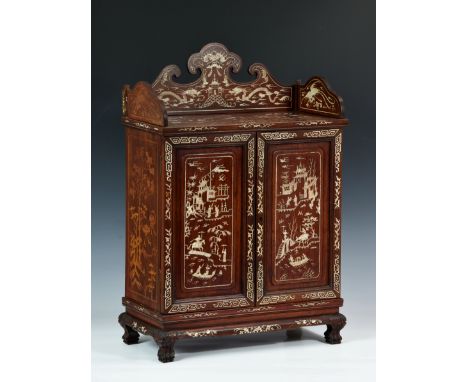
[118,313,140,345]
[324,313,346,344]
[156,337,176,363]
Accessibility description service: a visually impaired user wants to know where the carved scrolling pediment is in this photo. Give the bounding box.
[151,43,292,113]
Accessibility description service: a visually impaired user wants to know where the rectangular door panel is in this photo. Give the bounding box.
[176,148,241,298]
[162,134,255,313]
[256,130,342,306]
[271,148,327,286]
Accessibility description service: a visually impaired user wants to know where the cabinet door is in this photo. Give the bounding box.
[256,130,342,306]
[162,133,255,313]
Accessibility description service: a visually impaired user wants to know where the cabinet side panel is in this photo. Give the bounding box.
[125,128,160,310]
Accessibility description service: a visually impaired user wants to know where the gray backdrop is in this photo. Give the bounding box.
[92,0,375,372]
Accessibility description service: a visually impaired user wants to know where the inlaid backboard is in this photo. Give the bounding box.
[151,43,292,114]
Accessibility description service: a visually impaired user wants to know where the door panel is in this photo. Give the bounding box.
[176,147,241,298]
[256,130,341,306]
[162,134,255,313]
[270,147,329,287]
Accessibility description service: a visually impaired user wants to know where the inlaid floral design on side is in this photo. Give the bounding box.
[127,141,157,300]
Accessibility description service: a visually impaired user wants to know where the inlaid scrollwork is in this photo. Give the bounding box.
[294,319,322,325]
[178,126,217,132]
[168,303,207,313]
[296,120,333,126]
[235,306,274,313]
[247,139,255,217]
[152,43,292,113]
[334,218,340,251]
[292,301,329,308]
[303,129,339,138]
[259,294,295,305]
[247,224,255,301]
[334,176,341,209]
[335,133,342,174]
[181,312,218,319]
[164,142,173,309]
[257,138,265,214]
[256,222,264,302]
[213,134,250,142]
[261,132,297,140]
[185,329,219,337]
[301,290,336,300]
[212,299,249,308]
[169,136,208,144]
[233,324,282,335]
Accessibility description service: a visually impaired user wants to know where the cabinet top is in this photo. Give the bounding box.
[122,42,347,129]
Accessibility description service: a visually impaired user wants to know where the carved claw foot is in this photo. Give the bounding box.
[324,313,346,344]
[156,337,176,363]
[286,328,302,340]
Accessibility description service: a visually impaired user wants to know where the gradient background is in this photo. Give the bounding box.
[92,0,375,380]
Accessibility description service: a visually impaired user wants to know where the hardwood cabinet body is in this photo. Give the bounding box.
[118,43,347,362]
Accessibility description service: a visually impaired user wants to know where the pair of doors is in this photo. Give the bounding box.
[162,129,341,314]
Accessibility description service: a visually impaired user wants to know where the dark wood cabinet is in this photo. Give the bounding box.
[118,43,348,363]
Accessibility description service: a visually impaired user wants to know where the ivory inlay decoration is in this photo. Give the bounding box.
[152,43,292,113]
[274,151,322,281]
[183,154,234,289]
[127,135,158,301]
[120,42,348,363]
[299,77,342,117]
[233,324,282,335]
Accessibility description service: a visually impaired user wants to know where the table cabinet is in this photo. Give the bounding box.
[118,43,347,362]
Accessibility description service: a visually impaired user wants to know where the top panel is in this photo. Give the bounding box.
[151,43,292,114]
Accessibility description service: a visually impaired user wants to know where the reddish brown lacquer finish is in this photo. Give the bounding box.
[119,43,348,363]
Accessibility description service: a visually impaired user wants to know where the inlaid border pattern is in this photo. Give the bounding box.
[168,303,207,313]
[261,132,297,140]
[213,134,251,143]
[170,136,207,144]
[245,137,256,302]
[256,137,265,302]
[256,129,342,304]
[164,142,173,309]
[333,133,342,294]
[247,139,255,217]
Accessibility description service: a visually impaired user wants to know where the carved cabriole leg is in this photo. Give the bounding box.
[118,313,140,345]
[155,337,176,363]
[324,313,346,344]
